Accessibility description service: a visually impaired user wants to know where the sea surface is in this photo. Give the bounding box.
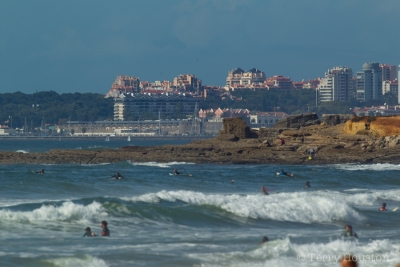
[1,139,400,267]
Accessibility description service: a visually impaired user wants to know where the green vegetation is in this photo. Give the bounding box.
[0,91,113,128]
[200,90,397,116]
[1,89,396,129]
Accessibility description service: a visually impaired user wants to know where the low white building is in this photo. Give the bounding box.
[0,128,16,136]
[249,112,289,128]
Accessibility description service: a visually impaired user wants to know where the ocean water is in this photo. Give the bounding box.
[1,139,400,267]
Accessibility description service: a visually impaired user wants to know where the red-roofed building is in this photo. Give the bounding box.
[105,76,140,98]
[264,76,293,90]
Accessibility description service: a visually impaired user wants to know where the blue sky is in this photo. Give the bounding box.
[0,0,399,94]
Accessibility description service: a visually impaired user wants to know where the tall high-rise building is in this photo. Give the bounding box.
[356,63,382,101]
[380,64,397,81]
[380,64,397,95]
[398,65,400,104]
[317,67,353,102]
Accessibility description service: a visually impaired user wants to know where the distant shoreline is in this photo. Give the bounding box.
[0,136,212,141]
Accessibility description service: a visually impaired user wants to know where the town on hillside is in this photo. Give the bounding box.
[0,63,399,137]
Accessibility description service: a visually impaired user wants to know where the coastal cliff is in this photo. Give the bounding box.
[1,114,400,165]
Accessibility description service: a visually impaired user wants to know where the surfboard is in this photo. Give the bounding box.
[393,207,398,212]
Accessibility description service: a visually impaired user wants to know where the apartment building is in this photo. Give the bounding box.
[105,76,140,98]
[226,68,266,87]
[264,75,293,90]
[173,74,202,94]
[317,67,353,102]
[113,92,199,121]
[356,63,382,101]
[382,80,398,95]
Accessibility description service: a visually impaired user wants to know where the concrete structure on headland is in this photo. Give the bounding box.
[113,92,199,121]
[317,67,353,102]
[105,76,140,98]
[249,112,289,128]
[356,63,382,101]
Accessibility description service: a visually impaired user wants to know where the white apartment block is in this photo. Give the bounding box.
[317,67,353,102]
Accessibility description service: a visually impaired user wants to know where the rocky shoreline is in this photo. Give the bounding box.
[1,114,400,165]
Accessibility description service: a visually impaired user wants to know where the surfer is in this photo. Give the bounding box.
[379,203,387,211]
[304,181,311,188]
[101,221,110,236]
[173,169,181,175]
[111,172,123,179]
[340,254,358,267]
[35,169,45,174]
[261,185,269,195]
[83,227,96,237]
[278,169,293,177]
[341,225,358,238]
[260,236,269,244]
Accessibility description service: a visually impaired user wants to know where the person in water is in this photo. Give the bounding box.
[341,225,358,238]
[260,236,269,244]
[35,169,45,174]
[261,186,269,195]
[101,221,110,236]
[379,203,387,211]
[304,181,311,188]
[279,169,287,175]
[83,227,96,237]
[111,172,123,179]
[340,254,358,267]
[174,169,181,175]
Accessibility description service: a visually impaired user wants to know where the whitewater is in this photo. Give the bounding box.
[0,139,400,266]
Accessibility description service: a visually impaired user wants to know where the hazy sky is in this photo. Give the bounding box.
[1,0,399,94]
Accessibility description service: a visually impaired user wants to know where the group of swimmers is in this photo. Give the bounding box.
[83,220,110,237]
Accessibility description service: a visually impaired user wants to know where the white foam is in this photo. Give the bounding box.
[334,163,400,171]
[0,201,106,223]
[16,150,29,153]
[188,238,400,267]
[326,189,400,206]
[43,255,109,267]
[128,161,194,168]
[124,190,364,224]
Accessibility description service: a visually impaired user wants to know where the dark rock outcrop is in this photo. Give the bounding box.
[322,114,352,126]
[217,117,257,140]
[273,113,320,129]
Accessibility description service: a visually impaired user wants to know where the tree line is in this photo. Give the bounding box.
[1,90,396,129]
[0,91,113,129]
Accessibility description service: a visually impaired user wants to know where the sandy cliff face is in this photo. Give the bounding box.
[344,116,400,136]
